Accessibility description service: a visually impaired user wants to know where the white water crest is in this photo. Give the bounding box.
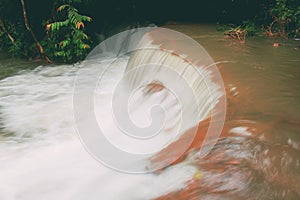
[0,27,225,199]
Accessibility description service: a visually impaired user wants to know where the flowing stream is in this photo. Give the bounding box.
[0,24,299,200]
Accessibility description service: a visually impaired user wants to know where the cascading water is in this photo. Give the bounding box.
[0,24,300,200]
[0,59,197,200]
[72,27,225,173]
[0,27,224,199]
[1,24,299,200]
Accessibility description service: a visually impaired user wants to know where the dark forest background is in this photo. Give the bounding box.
[0,0,299,63]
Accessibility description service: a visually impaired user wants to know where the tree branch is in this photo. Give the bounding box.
[0,18,16,45]
[20,0,52,63]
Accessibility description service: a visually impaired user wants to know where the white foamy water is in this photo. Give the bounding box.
[0,27,225,199]
[0,58,198,200]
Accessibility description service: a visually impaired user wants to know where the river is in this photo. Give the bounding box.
[0,24,299,200]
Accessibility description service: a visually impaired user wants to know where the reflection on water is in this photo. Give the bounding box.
[0,24,299,199]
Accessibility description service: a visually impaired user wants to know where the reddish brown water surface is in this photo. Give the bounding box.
[153,24,300,200]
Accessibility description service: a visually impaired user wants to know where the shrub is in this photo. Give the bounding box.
[265,0,300,37]
[44,4,92,63]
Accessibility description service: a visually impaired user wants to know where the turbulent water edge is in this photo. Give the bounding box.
[0,58,201,200]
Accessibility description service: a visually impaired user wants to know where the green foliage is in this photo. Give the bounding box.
[218,0,299,39]
[217,20,261,42]
[242,20,262,37]
[0,21,34,58]
[267,0,300,37]
[1,0,92,63]
[44,4,92,63]
[7,39,22,57]
[216,23,234,32]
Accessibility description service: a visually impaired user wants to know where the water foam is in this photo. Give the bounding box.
[0,27,224,199]
[0,58,200,200]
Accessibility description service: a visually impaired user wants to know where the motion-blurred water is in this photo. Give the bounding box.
[0,24,300,199]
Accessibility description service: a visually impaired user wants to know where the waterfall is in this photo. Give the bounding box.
[0,27,225,199]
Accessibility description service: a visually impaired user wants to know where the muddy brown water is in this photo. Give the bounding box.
[154,23,300,200]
